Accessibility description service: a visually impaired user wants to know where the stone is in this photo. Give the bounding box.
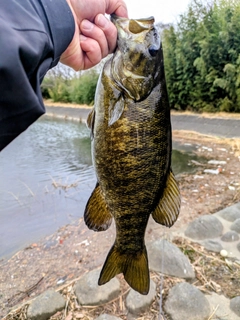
[164,282,211,320]
[203,240,223,252]
[217,203,240,222]
[220,249,228,257]
[221,231,239,242]
[147,239,195,279]
[206,292,239,320]
[27,289,65,320]
[185,215,223,240]
[230,296,240,317]
[74,269,120,306]
[238,242,240,252]
[231,218,240,233]
[43,239,58,249]
[95,314,122,320]
[126,279,156,315]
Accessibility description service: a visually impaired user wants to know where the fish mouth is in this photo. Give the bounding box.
[111,14,155,34]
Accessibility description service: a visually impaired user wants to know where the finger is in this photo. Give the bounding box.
[80,19,109,58]
[94,14,117,53]
[105,0,128,18]
[80,34,102,70]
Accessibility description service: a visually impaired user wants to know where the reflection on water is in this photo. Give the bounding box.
[0,117,203,259]
[172,141,205,175]
[0,117,95,259]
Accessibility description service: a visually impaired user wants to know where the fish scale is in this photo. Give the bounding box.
[84,14,181,295]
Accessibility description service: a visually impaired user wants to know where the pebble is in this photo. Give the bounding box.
[206,293,240,320]
[221,230,239,242]
[230,218,240,233]
[220,249,228,257]
[217,203,240,222]
[27,289,65,320]
[230,296,240,317]
[125,280,156,315]
[74,269,120,306]
[147,239,195,279]
[185,215,223,240]
[164,282,211,320]
[238,242,240,252]
[203,239,223,252]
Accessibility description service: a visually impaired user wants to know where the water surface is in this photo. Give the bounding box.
[0,117,202,259]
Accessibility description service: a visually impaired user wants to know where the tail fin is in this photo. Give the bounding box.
[98,244,150,295]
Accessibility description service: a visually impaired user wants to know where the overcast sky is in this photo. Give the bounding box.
[125,0,191,24]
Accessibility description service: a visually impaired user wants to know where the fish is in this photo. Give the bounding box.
[84,14,181,295]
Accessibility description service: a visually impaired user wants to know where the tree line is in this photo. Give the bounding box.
[41,0,240,112]
[162,0,240,112]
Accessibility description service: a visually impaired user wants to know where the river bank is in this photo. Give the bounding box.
[44,100,240,138]
[1,103,240,318]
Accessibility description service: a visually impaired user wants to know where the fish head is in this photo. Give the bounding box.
[111,15,162,102]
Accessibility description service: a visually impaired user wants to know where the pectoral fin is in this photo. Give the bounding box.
[86,108,95,138]
[84,183,112,231]
[152,170,181,227]
[108,96,124,126]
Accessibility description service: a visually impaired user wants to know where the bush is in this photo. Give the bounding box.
[70,71,99,105]
[41,69,99,105]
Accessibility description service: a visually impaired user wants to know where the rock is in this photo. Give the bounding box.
[147,239,195,279]
[164,282,211,320]
[185,215,223,240]
[203,240,223,252]
[74,269,120,306]
[238,242,240,252]
[230,296,240,317]
[95,314,122,320]
[217,203,240,222]
[220,249,228,257]
[231,218,240,233]
[221,231,239,242]
[43,239,57,249]
[206,292,239,320]
[27,289,65,320]
[126,279,156,315]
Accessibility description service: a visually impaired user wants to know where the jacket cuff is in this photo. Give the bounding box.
[40,0,75,65]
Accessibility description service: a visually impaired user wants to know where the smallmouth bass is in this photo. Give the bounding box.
[85,15,181,295]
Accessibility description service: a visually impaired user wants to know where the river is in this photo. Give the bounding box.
[0,116,202,259]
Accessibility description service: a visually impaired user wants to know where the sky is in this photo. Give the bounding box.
[125,0,192,24]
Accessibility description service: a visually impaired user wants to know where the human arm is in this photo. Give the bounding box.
[0,0,74,151]
[0,0,128,151]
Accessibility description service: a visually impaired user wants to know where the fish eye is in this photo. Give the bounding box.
[148,45,158,57]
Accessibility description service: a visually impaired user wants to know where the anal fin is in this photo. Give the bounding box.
[84,183,112,231]
[152,170,181,227]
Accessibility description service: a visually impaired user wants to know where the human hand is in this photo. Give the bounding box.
[60,0,128,70]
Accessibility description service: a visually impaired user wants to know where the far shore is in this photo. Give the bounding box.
[44,99,240,119]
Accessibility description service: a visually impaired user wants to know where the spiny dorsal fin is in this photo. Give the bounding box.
[98,244,149,295]
[152,170,181,227]
[84,183,112,231]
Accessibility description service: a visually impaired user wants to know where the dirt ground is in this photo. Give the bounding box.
[1,130,240,319]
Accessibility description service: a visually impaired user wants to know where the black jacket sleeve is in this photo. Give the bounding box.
[0,0,75,151]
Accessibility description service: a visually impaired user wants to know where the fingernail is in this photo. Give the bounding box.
[96,14,108,28]
[81,19,93,31]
